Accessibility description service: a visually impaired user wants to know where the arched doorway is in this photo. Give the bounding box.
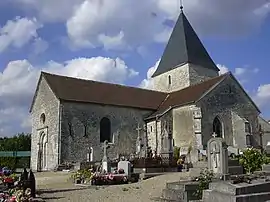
[213,117,223,137]
[38,132,47,171]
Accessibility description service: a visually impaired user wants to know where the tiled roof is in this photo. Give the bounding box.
[152,11,219,78]
[41,72,227,117]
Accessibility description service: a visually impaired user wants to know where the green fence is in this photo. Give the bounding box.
[0,151,31,169]
[0,151,31,157]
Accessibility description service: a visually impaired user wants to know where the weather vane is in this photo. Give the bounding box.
[180,0,184,11]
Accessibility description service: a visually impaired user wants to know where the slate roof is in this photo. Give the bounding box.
[35,72,227,117]
[152,11,219,78]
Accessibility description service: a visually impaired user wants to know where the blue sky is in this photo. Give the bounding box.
[0,0,270,136]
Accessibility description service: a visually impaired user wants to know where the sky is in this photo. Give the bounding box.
[0,0,270,137]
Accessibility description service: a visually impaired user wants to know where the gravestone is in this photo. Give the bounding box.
[136,123,143,155]
[102,140,111,173]
[180,147,189,156]
[207,132,229,180]
[118,160,131,178]
[86,147,94,162]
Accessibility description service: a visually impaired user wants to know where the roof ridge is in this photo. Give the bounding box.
[41,71,166,94]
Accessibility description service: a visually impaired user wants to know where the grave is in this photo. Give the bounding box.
[102,140,111,173]
[202,178,270,202]
[152,180,201,202]
[118,160,131,178]
[207,133,229,180]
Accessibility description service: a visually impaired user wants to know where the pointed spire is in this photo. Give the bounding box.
[152,10,219,78]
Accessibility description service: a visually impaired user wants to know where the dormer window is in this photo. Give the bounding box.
[168,75,172,85]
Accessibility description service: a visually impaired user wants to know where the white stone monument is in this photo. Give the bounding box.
[207,132,229,180]
[118,160,131,178]
[102,140,111,173]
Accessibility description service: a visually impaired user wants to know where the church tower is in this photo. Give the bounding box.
[152,9,220,93]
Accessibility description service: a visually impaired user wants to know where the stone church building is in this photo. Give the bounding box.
[30,10,264,171]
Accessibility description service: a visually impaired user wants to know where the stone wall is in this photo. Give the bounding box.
[197,75,260,149]
[172,105,195,148]
[259,116,270,148]
[152,63,218,93]
[60,101,153,163]
[30,76,60,171]
[146,112,173,154]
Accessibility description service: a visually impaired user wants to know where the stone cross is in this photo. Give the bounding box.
[136,123,142,154]
[212,132,217,138]
[136,123,142,137]
[103,140,109,160]
[210,143,220,168]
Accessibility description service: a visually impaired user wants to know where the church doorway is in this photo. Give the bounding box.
[37,132,47,171]
[213,117,223,138]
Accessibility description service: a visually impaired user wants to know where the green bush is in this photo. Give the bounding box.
[173,147,180,159]
[239,148,265,174]
[194,169,214,198]
[0,157,30,170]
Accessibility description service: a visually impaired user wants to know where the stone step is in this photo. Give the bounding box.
[203,189,270,202]
[228,166,244,175]
[151,197,179,202]
[166,181,199,191]
[209,180,270,196]
[192,161,207,168]
[162,188,186,201]
[161,188,199,202]
[228,159,241,167]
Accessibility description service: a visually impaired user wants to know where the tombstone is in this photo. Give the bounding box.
[266,142,270,155]
[136,123,143,155]
[207,132,229,180]
[102,140,111,173]
[118,160,132,178]
[180,147,189,156]
[28,170,36,198]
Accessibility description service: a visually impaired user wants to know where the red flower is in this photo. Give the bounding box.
[4,177,13,183]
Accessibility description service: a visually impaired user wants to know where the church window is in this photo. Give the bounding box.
[168,75,172,85]
[68,122,73,138]
[245,122,251,134]
[150,126,153,132]
[40,113,46,124]
[100,117,112,143]
[213,116,222,137]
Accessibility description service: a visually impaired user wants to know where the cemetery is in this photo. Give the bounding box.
[3,133,270,202]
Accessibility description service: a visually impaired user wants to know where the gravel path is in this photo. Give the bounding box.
[36,172,190,202]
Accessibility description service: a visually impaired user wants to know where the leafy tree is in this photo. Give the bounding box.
[0,133,31,169]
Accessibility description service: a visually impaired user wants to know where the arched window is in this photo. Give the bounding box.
[100,117,112,143]
[213,116,222,137]
[168,75,171,85]
[40,113,46,124]
[245,121,252,147]
[245,122,251,134]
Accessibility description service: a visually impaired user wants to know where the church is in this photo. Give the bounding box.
[30,10,264,171]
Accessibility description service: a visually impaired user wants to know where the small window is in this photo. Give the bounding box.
[168,75,171,85]
[40,113,45,124]
[150,126,153,132]
[245,122,251,134]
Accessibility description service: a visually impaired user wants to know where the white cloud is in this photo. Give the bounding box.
[254,84,270,107]
[139,59,160,89]
[0,57,138,136]
[32,37,49,55]
[0,17,42,53]
[234,68,247,76]
[217,64,229,75]
[12,0,270,51]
